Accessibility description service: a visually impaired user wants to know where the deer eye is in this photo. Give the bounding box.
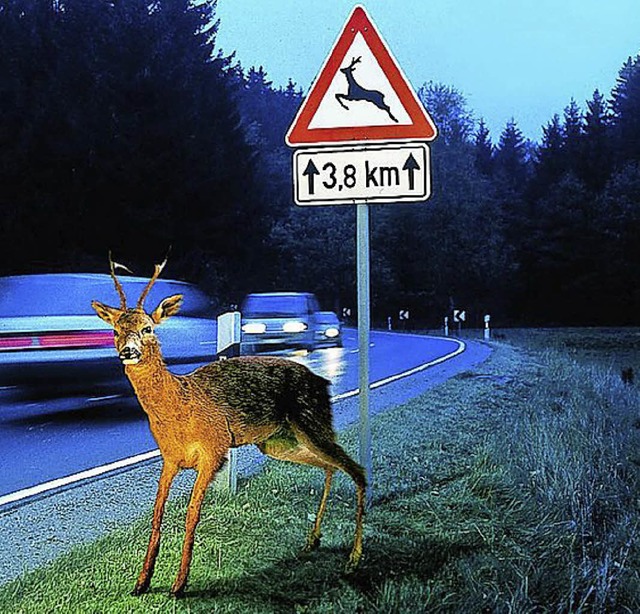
[142,326,153,335]
[113,331,119,338]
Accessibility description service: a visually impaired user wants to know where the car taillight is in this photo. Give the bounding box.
[0,335,34,351]
[38,331,114,349]
[0,331,114,351]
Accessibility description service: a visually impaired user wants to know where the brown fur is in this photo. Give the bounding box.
[91,268,366,597]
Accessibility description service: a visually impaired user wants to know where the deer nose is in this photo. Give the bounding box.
[119,345,141,364]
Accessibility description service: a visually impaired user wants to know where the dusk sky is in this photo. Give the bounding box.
[216,0,640,143]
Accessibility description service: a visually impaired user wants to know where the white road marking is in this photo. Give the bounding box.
[0,450,161,508]
[332,337,465,401]
[0,335,465,508]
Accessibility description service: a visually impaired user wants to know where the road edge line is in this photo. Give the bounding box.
[332,336,465,401]
[0,450,161,508]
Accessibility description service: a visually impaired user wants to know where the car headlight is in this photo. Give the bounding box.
[282,321,308,333]
[242,322,266,334]
[324,327,340,338]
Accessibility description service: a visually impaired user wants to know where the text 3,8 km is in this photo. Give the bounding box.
[293,143,431,206]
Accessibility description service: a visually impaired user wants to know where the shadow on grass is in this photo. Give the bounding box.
[180,536,479,610]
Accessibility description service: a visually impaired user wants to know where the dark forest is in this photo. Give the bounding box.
[1,0,638,326]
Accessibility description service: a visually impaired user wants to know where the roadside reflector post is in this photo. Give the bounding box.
[216,311,241,360]
[444,316,449,337]
[484,314,491,340]
[357,203,373,505]
[215,311,241,494]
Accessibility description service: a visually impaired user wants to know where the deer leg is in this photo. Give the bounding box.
[290,425,367,573]
[170,463,217,598]
[132,461,179,596]
[259,436,334,553]
[384,104,398,123]
[335,93,350,110]
[303,468,334,552]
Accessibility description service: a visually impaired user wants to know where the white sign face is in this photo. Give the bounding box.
[307,33,413,131]
[453,310,466,323]
[293,143,430,205]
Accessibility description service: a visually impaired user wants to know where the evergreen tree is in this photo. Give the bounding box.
[417,81,474,146]
[563,98,583,149]
[533,113,565,191]
[494,119,528,188]
[581,89,612,191]
[558,98,584,181]
[474,119,494,176]
[610,55,640,165]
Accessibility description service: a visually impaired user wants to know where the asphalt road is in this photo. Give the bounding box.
[0,330,493,586]
[0,329,464,501]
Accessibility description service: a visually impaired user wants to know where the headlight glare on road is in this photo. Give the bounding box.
[242,322,266,334]
[282,321,307,333]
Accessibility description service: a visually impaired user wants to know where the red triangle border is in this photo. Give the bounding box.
[286,5,438,146]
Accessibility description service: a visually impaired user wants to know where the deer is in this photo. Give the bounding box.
[91,255,366,598]
[336,56,398,122]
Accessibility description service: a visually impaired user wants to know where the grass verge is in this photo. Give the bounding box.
[1,330,639,612]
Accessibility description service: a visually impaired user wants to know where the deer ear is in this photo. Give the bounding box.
[151,294,183,324]
[92,301,121,326]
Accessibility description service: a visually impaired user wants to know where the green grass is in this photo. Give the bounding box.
[2,329,640,612]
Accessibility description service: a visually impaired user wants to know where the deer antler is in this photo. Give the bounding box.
[109,251,133,310]
[136,251,169,310]
[350,56,362,68]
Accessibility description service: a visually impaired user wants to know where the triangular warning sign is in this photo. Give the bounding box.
[286,5,437,147]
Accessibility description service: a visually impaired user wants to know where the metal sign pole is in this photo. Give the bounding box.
[357,203,372,504]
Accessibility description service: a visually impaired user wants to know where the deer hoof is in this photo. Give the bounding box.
[344,552,362,575]
[170,585,186,599]
[302,531,321,553]
[131,582,150,597]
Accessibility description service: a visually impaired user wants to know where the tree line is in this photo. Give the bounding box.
[0,0,638,326]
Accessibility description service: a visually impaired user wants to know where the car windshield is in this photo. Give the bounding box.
[0,275,213,318]
[242,295,308,318]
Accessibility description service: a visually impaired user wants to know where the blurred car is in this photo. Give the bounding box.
[240,292,342,354]
[315,311,343,348]
[0,274,217,399]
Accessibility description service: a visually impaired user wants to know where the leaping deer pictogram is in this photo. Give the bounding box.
[91,255,366,598]
[336,56,398,122]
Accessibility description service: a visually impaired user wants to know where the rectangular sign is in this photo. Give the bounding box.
[293,143,431,205]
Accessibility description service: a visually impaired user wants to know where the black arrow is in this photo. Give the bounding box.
[303,159,320,194]
[402,153,420,190]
